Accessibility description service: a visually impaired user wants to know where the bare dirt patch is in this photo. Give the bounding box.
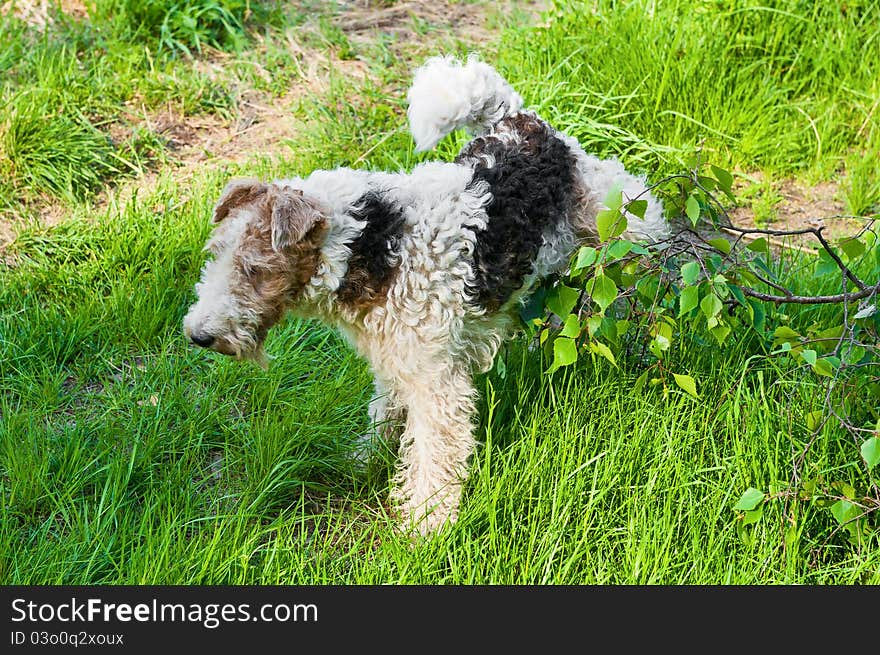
[337,0,509,43]
[1,0,87,25]
[727,174,867,250]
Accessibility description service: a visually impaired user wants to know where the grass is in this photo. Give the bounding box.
[1,0,879,584]
[0,0,300,210]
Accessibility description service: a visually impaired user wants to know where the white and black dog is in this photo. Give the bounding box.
[183,56,669,534]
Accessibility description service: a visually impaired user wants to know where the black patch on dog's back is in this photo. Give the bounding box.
[457,113,577,310]
[337,190,405,307]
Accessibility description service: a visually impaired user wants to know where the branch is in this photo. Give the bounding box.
[740,282,880,305]
[720,227,816,255]
[708,217,870,291]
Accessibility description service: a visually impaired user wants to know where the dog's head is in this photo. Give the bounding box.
[183,178,327,365]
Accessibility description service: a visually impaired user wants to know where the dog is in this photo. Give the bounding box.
[183,56,669,535]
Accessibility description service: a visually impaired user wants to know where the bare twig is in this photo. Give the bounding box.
[720,227,816,255]
[739,282,880,305]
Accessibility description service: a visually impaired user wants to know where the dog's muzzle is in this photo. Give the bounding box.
[189,333,215,348]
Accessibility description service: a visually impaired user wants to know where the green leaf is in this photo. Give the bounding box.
[493,353,507,379]
[586,274,618,311]
[711,274,730,298]
[648,338,665,360]
[830,500,859,526]
[597,209,627,242]
[545,284,580,318]
[728,283,746,305]
[814,324,844,343]
[742,505,764,526]
[733,487,764,511]
[678,285,700,316]
[607,240,634,260]
[804,410,824,432]
[710,165,734,194]
[626,199,648,219]
[685,194,700,226]
[589,340,617,367]
[603,183,624,211]
[842,345,866,365]
[800,349,817,366]
[838,237,866,260]
[597,184,625,242]
[573,246,598,272]
[812,358,835,378]
[773,326,801,343]
[673,373,699,398]
[548,337,578,373]
[860,436,880,469]
[636,274,661,301]
[748,299,765,332]
[560,314,581,338]
[603,263,623,285]
[700,292,722,319]
[710,324,731,345]
[697,175,717,191]
[836,481,857,500]
[681,261,701,285]
[706,238,731,255]
[746,237,769,253]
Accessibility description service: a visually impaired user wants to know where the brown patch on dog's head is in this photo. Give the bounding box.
[268,186,326,252]
[184,180,328,365]
[212,178,269,223]
[234,184,328,338]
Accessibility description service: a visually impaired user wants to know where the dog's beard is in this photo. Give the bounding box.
[239,343,271,370]
[207,329,271,370]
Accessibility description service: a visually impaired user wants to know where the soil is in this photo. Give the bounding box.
[0,1,543,255]
[727,175,868,251]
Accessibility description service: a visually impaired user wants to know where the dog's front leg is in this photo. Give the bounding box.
[367,375,406,443]
[390,364,477,536]
[353,375,407,462]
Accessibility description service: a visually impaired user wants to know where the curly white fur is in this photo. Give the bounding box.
[407,55,524,152]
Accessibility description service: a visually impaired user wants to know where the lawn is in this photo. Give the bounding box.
[0,0,878,584]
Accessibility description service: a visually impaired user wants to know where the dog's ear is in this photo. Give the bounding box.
[213,178,268,223]
[269,186,325,252]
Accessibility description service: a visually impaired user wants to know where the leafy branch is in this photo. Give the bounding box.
[528,152,879,548]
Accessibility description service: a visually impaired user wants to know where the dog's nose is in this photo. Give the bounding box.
[190,333,215,348]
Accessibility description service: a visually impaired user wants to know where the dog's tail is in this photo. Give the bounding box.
[407,55,523,152]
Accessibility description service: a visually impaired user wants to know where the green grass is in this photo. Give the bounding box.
[493,0,880,213]
[1,0,879,584]
[0,0,305,210]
